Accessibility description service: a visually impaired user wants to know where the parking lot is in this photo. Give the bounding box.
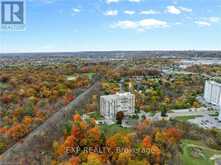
[168,108,221,129]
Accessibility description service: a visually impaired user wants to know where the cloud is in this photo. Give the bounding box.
[179,7,192,13]
[112,19,168,31]
[124,10,136,15]
[72,8,80,13]
[207,17,220,23]
[106,0,142,4]
[195,17,220,27]
[106,0,120,4]
[71,8,80,16]
[166,6,192,15]
[140,10,160,15]
[175,22,182,25]
[113,20,137,29]
[104,10,118,16]
[195,21,211,27]
[128,0,142,2]
[166,6,181,14]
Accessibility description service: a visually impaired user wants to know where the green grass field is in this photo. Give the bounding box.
[67,73,95,81]
[88,112,104,120]
[84,72,95,80]
[0,82,9,89]
[174,115,203,122]
[209,112,219,117]
[100,124,132,137]
[181,139,221,165]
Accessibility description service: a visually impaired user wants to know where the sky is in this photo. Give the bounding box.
[0,0,221,53]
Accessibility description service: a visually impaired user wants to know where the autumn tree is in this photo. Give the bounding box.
[116,151,132,165]
[159,103,167,117]
[82,153,103,165]
[143,136,152,148]
[69,156,80,165]
[116,111,124,125]
[164,128,182,144]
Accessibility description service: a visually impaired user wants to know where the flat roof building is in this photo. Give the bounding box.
[204,80,221,121]
[100,92,135,120]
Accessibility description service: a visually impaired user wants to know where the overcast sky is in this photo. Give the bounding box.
[1,0,221,53]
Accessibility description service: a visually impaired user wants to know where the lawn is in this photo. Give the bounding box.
[84,72,95,80]
[66,73,95,81]
[0,82,9,89]
[149,111,157,117]
[88,111,104,120]
[100,124,132,137]
[209,112,219,117]
[174,115,203,122]
[181,139,221,165]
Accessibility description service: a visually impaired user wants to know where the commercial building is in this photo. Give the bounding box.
[204,80,221,121]
[100,92,135,120]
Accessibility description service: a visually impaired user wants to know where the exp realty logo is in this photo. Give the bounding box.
[0,0,26,31]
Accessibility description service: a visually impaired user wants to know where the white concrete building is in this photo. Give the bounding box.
[204,80,221,121]
[100,92,135,120]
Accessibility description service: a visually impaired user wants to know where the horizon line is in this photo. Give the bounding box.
[1,49,221,54]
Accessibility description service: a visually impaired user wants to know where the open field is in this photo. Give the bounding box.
[181,139,221,165]
[175,115,203,122]
[100,124,132,137]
